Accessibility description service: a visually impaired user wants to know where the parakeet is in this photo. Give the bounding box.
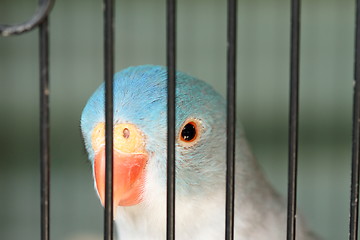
[81,65,318,240]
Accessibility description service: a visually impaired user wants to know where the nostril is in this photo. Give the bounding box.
[123,128,130,139]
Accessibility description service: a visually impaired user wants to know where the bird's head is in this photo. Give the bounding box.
[81,65,226,212]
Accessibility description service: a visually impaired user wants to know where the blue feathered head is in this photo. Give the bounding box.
[81,65,226,206]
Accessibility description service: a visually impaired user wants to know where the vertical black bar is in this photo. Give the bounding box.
[104,0,114,239]
[166,0,176,239]
[349,0,360,239]
[39,15,50,240]
[225,0,237,239]
[287,0,301,239]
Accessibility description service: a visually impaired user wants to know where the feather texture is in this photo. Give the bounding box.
[81,65,319,240]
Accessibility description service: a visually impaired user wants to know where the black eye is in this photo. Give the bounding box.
[180,122,197,142]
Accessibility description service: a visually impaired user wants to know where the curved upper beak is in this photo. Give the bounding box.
[91,123,148,213]
[94,147,148,206]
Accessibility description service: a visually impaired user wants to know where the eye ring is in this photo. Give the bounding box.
[178,119,201,146]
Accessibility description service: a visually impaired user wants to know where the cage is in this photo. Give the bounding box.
[0,0,357,239]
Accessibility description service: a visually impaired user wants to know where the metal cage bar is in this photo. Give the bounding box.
[103,0,115,239]
[225,0,237,239]
[0,1,54,240]
[287,0,301,239]
[166,0,177,239]
[349,0,360,239]
[39,16,51,240]
[0,0,54,36]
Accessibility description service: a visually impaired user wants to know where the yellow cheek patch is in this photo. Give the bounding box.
[92,123,105,152]
[91,122,146,154]
[113,123,146,153]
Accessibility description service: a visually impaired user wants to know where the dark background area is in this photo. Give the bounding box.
[0,0,354,239]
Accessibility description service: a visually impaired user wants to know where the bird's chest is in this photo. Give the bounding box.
[115,218,224,240]
[115,204,166,240]
[115,196,226,240]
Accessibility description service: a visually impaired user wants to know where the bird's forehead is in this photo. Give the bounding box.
[110,65,213,126]
[112,67,168,123]
[81,65,225,145]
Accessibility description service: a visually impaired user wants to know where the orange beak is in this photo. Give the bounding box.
[91,123,148,211]
[94,147,148,206]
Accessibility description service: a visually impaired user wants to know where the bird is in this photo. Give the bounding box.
[81,65,319,240]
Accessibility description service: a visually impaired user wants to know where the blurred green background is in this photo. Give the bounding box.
[0,0,355,239]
